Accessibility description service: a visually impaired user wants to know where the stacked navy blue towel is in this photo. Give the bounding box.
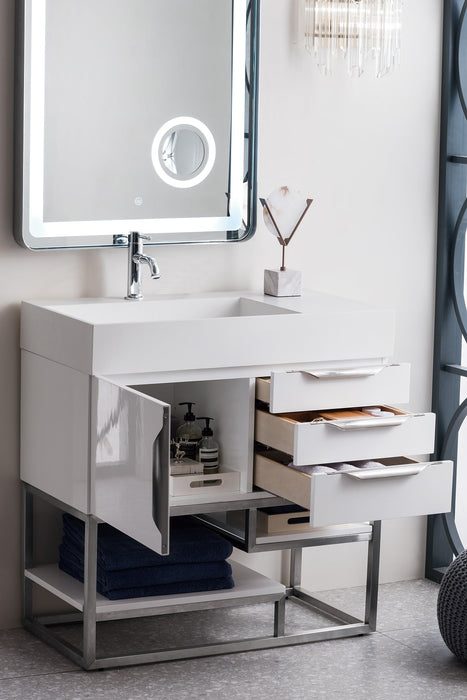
[59,514,234,600]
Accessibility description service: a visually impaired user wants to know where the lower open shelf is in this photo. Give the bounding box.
[25,561,286,616]
[22,484,380,670]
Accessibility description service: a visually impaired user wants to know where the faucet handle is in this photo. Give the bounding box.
[129,232,151,243]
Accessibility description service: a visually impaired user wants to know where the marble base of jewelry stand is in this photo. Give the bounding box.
[264,269,301,297]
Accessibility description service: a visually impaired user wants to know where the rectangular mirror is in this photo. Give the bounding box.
[14,0,259,249]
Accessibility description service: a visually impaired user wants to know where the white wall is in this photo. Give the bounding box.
[0,0,443,628]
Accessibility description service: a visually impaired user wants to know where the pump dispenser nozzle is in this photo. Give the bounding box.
[179,402,196,421]
[198,417,214,436]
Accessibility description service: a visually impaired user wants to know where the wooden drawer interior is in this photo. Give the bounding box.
[256,404,409,425]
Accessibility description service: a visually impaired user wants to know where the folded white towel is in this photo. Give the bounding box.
[330,462,358,473]
[288,462,336,475]
[362,407,380,416]
[352,460,385,469]
[362,407,395,417]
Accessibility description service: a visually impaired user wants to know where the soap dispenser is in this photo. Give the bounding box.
[198,417,219,474]
[175,402,202,460]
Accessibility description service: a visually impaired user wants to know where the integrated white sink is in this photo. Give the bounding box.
[20,291,395,375]
[45,296,296,324]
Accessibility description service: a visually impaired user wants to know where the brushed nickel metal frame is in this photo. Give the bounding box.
[22,483,380,671]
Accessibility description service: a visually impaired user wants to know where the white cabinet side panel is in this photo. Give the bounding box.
[21,351,90,511]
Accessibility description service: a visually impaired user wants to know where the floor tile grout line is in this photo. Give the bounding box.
[0,669,82,682]
[377,629,443,654]
[377,624,440,634]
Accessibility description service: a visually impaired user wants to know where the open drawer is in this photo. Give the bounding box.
[255,405,435,466]
[256,363,410,413]
[254,450,453,526]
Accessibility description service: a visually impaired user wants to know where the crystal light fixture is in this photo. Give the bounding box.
[305,0,402,78]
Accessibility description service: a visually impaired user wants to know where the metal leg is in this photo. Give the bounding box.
[22,484,34,622]
[82,514,98,668]
[245,508,258,551]
[274,597,286,637]
[290,548,302,591]
[364,520,381,631]
[21,485,380,669]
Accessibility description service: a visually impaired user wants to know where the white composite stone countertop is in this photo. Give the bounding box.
[20,290,395,375]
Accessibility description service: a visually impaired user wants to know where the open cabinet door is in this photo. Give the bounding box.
[91,377,170,555]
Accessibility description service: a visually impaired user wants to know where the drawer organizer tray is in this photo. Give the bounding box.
[257,505,312,534]
[254,450,453,527]
[255,405,435,466]
[256,363,410,413]
[170,468,240,497]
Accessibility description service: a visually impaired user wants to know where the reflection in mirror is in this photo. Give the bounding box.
[162,131,205,177]
[14,0,259,249]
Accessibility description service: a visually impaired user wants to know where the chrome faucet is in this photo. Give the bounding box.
[126,232,160,300]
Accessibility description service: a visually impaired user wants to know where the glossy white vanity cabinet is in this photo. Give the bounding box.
[19,291,453,669]
[21,352,261,556]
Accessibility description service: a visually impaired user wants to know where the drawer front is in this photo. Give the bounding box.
[255,407,435,465]
[254,453,453,526]
[256,363,410,413]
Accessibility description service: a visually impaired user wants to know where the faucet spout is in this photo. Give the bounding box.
[126,232,160,300]
[133,253,160,279]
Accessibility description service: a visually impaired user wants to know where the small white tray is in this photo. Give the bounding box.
[169,467,240,496]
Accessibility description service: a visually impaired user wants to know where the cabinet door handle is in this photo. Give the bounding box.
[153,406,170,555]
[297,365,388,380]
[343,463,428,480]
[325,416,408,431]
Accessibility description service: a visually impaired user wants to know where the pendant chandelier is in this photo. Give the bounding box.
[305,0,402,78]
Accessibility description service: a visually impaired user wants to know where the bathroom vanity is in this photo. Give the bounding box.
[20,290,453,669]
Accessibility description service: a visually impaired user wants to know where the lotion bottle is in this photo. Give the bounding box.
[198,417,219,474]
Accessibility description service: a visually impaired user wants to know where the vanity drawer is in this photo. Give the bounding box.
[255,406,435,466]
[256,363,410,413]
[254,452,453,526]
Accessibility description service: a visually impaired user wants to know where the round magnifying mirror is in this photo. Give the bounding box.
[161,129,206,177]
[151,117,216,189]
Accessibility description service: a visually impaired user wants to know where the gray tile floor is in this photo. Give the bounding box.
[1,579,466,700]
